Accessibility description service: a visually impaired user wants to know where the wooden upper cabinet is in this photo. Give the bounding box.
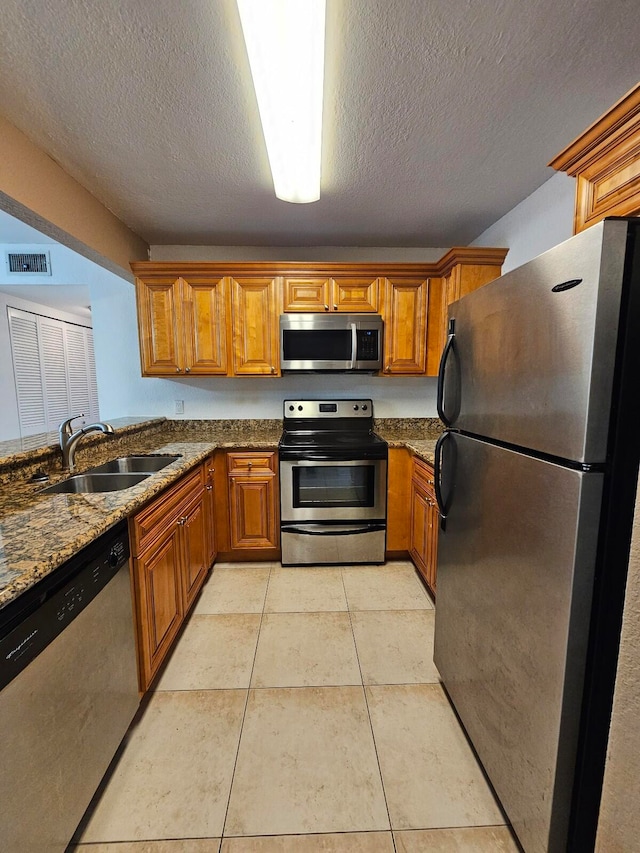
[283,276,378,312]
[381,277,429,374]
[333,277,379,312]
[132,257,506,378]
[549,84,640,233]
[135,274,227,375]
[282,277,332,312]
[182,276,228,374]
[136,276,184,375]
[229,277,280,376]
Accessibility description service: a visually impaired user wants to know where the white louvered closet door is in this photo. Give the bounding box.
[7,308,47,435]
[7,307,100,437]
[39,316,72,431]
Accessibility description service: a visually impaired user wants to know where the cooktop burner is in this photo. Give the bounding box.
[279,399,388,460]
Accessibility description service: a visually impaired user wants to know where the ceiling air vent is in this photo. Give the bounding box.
[6,251,51,275]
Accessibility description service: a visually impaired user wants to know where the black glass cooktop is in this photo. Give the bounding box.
[279,429,388,460]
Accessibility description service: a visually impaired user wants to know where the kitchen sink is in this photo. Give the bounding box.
[87,454,181,474]
[40,472,151,494]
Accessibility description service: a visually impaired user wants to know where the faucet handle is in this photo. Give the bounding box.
[59,413,85,437]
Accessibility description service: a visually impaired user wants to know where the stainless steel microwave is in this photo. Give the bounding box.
[280,313,383,372]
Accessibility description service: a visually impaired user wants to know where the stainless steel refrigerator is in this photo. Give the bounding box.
[433,217,640,853]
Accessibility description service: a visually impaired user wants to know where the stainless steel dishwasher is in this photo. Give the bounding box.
[0,520,140,852]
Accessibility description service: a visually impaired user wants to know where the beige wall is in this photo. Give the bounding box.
[0,115,147,278]
[595,487,640,851]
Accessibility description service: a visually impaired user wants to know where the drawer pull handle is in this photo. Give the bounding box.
[205,485,213,491]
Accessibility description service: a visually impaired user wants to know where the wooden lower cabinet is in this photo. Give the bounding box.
[227,451,279,551]
[134,524,183,691]
[386,448,412,553]
[131,463,213,692]
[410,457,439,596]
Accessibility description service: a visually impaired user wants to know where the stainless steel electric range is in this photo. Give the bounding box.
[279,399,388,566]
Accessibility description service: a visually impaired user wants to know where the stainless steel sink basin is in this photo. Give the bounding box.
[40,472,151,494]
[88,454,181,474]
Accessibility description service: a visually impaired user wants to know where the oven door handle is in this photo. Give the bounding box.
[281,523,386,536]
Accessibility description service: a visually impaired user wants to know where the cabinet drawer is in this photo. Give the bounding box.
[132,465,206,556]
[227,451,276,475]
[412,457,435,492]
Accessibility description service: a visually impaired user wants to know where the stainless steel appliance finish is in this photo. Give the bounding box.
[438,220,628,464]
[280,459,387,522]
[280,313,383,372]
[281,522,386,565]
[434,217,640,853]
[435,434,602,852]
[0,522,139,852]
[279,399,388,566]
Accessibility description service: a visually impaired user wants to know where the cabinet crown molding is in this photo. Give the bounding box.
[131,247,508,280]
[549,83,640,174]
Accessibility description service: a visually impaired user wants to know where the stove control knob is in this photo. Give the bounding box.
[288,405,294,411]
[298,405,303,411]
[362,404,368,411]
[353,404,359,411]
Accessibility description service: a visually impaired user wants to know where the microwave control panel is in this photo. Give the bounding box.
[356,329,379,360]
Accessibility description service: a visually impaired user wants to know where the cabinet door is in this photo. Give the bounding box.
[410,481,429,579]
[410,458,438,596]
[229,277,280,375]
[229,473,279,549]
[182,276,228,374]
[386,447,412,551]
[282,277,331,312]
[204,457,217,567]
[135,276,184,375]
[135,526,183,690]
[181,494,209,612]
[381,277,428,374]
[332,277,379,312]
[425,495,439,593]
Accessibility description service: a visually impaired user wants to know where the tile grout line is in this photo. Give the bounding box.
[218,561,274,847]
[340,566,398,853]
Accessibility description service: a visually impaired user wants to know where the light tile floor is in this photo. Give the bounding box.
[70,561,520,852]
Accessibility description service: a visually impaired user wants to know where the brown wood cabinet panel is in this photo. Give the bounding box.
[282,277,331,312]
[136,276,184,375]
[332,277,379,312]
[131,466,205,557]
[229,277,280,376]
[204,455,217,567]
[410,457,438,596]
[549,83,640,233]
[381,277,429,374]
[386,447,412,552]
[227,451,277,475]
[180,493,208,612]
[229,474,279,549]
[182,276,228,374]
[134,525,183,690]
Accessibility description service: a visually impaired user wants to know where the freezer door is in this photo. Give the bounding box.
[433,433,603,853]
[439,219,631,463]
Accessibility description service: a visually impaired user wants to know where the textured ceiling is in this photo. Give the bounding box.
[0,0,638,247]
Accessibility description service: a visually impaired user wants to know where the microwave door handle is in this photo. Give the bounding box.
[350,323,357,369]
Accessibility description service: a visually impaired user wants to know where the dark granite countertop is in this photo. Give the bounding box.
[0,417,439,610]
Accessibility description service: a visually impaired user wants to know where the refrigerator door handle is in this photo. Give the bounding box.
[437,319,456,426]
[434,431,451,525]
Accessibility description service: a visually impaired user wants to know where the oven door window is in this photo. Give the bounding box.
[292,464,375,509]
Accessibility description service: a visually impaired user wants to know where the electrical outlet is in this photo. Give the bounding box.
[175,400,184,415]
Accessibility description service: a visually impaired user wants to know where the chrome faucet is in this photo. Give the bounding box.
[59,414,115,472]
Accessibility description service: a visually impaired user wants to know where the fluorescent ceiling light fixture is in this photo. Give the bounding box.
[237,0,326,203]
